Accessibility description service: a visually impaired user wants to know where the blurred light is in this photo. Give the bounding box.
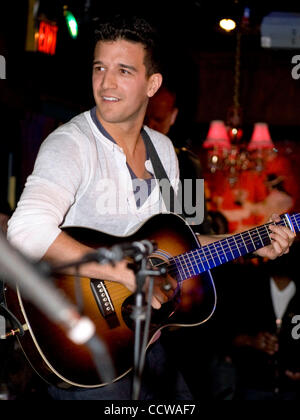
[248,123,275,151]
[37,21,58,55]
[219,19,237,32]
[203,120,231,150]
[64,8,78,39]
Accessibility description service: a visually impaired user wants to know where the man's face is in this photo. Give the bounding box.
[92,39,161,128]
[146,90,178,135]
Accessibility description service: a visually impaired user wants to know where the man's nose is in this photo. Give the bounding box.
[101,70,117,89]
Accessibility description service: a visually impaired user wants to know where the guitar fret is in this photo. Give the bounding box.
[198,249,211,271]
[202,247,212,269]
[175,257,184,282]
[230,236,241,258]
[263,224,275,246]
[255,227,264,248]
[245,231,255,251]
[207,245,216,268]
[194,249,206,273]
[225,238,234,260]
[214,242,228,265]
[240,233,250,253]
[187,252,197,276]
[266,225,272,242]
[232,235,242,257]
[219,240,229,263]
[179,255,190,280]
[234,234,247,255]
[212,242,222,265]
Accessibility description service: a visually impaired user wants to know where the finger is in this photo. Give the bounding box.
[153,284,170,304]
[269,230,290,255]
[269,224,290,240]
[267,240,284,259]
[269,213,281,223]
[151,296,162,310]
[269,224,295,242]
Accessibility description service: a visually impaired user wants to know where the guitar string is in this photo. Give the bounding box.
[169,221,281,269]
[155,216,298,274]
[164,215,299,280]
[166,227,282,278]
[157,214,300,277]
[167,215,300,280]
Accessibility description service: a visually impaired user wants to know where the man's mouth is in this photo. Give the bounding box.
[102,96,120,102]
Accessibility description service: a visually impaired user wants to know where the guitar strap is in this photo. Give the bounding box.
[142,129,185,220]
[80,115,185,219]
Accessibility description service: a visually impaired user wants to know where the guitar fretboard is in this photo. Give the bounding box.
[168,213,299,282]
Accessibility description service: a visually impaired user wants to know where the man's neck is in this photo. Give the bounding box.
[96,110,144,156]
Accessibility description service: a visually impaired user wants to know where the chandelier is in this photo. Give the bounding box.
[203,20,277,185]
[203,120,276,185]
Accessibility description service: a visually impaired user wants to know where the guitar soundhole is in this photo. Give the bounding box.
[121,256,181,332]
[121,294,180,332]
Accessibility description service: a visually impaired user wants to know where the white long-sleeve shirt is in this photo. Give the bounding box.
[8,110,179,260]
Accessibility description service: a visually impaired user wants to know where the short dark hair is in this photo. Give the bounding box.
[94,15,162,77]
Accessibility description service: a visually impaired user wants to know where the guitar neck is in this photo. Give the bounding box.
[171,213,300,282]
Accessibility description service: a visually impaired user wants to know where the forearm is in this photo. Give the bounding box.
[196,233,229,247]
[44,231,135,286]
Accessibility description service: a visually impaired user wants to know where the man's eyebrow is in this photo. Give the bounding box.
[92,60,137,72]
[119,63,138,72]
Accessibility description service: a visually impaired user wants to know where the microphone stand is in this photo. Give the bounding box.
[131,253,166,401]
[49,238,166,399]
[0,233,116,384]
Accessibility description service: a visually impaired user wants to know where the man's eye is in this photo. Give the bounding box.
[94,66,104,72]
[120,69,130,75]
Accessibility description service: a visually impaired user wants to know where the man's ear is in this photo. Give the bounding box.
[147,73,163,98]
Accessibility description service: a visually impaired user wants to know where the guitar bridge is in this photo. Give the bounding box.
[90,280,120,328]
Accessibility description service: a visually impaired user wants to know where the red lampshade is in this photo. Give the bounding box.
[203,120,231,150]
[248,123,274,151]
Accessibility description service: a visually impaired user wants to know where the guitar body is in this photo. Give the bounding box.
[4,213,217,388]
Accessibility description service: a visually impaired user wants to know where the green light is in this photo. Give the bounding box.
[65,10,78,39]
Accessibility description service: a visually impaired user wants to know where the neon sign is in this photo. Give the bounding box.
[37,21,58,55]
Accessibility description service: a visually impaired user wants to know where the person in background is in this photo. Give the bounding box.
[145,85,213,234]
[215,241,300,400]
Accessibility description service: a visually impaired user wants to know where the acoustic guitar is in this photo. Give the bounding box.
[3,212,299,389]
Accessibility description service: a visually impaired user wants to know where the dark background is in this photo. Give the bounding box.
[0,0,300,400]
[1,1,300,199]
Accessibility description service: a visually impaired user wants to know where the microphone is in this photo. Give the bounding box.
[0,232,115,383]
[81,240,157,265]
